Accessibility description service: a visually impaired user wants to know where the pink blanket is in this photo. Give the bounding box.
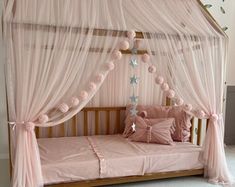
[38,135,203,184]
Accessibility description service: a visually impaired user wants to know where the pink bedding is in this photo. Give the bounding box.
[38,135,203,185]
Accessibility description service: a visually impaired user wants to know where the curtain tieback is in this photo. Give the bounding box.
[8,121,35,132]
[209,113,222,122]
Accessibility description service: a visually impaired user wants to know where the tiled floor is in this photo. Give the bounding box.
[1,146,235,187]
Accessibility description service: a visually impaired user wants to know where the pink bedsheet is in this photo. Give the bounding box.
[38,135,203,185]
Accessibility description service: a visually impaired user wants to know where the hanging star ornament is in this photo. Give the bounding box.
[130,75,139,85]
[130,94,138,103]
[131,48,137,54]
[129,58,138,68]
[130,107,138,116]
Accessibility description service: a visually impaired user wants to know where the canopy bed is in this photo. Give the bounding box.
[1,0,233,186]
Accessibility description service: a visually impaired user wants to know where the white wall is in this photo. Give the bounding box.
[201,0,235,85]
[0,0,235,157]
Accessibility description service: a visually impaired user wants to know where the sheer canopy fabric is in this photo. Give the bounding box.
[2,0,233,186]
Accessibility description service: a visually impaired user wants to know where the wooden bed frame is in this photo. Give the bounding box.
[6,0,220,184]
[31,101,207,187]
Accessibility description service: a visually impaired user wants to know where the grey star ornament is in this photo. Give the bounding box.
[130,107,138,116]
[130,75,139,85]
[130,94,138,103]
[129,58,138,68]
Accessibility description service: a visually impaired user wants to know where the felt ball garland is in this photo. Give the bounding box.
[58,103,69,113]
[70,97,80,107]
[127,30,136,40]
[155,76,164,84]
[112,50,122,60]
[141,44,198,116]
[38,114,49,123]
[119,40,130,50]
[175,97,184,106]
[88,82,97,92]
[32,37,129,126]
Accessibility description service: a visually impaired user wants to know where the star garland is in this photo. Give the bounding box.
[129,39,139,117]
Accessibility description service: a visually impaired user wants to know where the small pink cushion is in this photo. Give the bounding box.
[124,105,192,142]
[129,116,175,145]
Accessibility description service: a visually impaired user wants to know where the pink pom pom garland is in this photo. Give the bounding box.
[175,97,184,106]
[95,73,104,83]
[148,65,156,73]
[58,103,69,113]
[127,30,136,40]
[112,50,122,60]
[161,83,169,91]
[25,122,35,132]
[88,82,97,92]
[119,40,130,50]
[38,114,49,123]
[70,97,79,107]
[80,91,88,101]
[166,89,175,98]
[155,76,164,84]
[184,103,192,111]
[141,53,150,63]
[105,61,115,71]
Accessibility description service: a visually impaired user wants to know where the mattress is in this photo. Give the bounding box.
[38,134,203,185]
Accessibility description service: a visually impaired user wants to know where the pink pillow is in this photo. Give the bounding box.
[129,116,175,145]
[124,105,192,142]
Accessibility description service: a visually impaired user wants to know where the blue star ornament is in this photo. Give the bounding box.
[130,94,138,103]
[130,108,138,116]
[130,75,139,85]
[129,58,138,68]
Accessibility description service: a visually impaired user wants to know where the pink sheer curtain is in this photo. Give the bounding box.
[3,1,124,186]
[2,0,233,186]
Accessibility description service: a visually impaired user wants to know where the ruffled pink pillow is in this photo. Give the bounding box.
[129,116,175,145]
[124,105,192,142]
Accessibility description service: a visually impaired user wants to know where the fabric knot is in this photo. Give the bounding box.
[25,122,35,132]
[147,125,152,143]
[210,114,219,122]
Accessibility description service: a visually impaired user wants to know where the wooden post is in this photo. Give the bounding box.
[106,111,110,135]
[84,111,88,136]
[197,119,202,146]
[190,118,195,143]
[95,111,99,135]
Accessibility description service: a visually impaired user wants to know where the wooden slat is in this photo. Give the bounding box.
[60,123,65,137]
[13,22,206,42]
[116,110,121,134]
[83,107,126,111]
[190,118,195,143]
[72,116,77,136]
[95,111,99,135]
[45,169,204,187]
[106,111,110,134]
[84,111,88,136]
[48,127,53,138]
[197,119,202,146]
[35,127,39,138]
[206,119,209,132]
[166,97,171,106]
